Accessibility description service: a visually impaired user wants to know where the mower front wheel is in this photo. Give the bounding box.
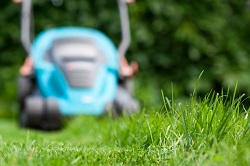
[20,96,44,128]
[41,98,62,130]
[19,97,62,130]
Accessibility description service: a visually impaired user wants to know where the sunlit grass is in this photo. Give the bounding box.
[0,90,249,165]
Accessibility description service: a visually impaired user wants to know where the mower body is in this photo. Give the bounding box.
[31,27,119,115]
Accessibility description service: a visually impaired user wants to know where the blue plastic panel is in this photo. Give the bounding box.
[31,27,119,115]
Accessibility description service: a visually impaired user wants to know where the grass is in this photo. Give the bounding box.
[0,90,249,165]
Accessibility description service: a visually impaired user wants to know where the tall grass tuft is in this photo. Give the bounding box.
[105,88,250,165]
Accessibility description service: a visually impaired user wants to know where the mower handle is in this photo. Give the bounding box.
[21,0,32,54]
[117,0,132,58]
[21,0,132,58]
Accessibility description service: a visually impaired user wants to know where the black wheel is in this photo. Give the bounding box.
[41,98,62,130]
[19,97,44,128]
[113,87,140,116]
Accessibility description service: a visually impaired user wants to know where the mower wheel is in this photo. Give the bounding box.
[20,96,44,128]
[41,98,62,130]
[113,87,140,116]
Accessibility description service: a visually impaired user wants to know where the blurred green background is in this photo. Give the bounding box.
[1,0,250,116]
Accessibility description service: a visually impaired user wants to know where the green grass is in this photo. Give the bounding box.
[0,91,249,165]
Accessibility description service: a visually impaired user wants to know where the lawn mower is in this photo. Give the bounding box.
[17,0,138,130]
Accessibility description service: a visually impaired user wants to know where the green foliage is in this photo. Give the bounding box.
[130,0,250,96]
[0,92,249,165]
[1,0,250,99]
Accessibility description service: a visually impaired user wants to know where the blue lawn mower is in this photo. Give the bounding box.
[17,0,139,130]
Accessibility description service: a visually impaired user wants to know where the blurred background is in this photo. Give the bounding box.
[1,0,250,117]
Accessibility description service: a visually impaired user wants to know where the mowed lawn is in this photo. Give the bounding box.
[0,92,249,165]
